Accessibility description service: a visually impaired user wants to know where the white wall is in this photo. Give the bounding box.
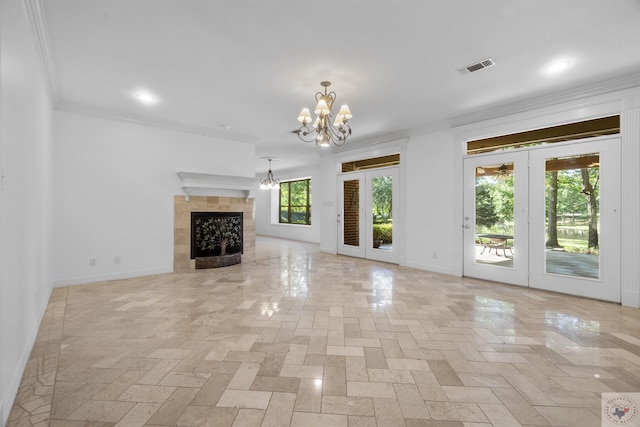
[319,156,338,253]
[404,130,457,275]
[255,165,322,243]
[53,111,255,286]
[0,0,54,422]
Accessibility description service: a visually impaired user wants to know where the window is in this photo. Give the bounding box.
[279,178,311,225]
[466,116,619,155]
[341,153,400,172]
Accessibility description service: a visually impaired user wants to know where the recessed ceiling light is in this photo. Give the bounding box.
[133,91,157,105]
[545,60,572,74]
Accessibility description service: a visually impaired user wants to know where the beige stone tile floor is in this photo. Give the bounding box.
[8,236,640,426]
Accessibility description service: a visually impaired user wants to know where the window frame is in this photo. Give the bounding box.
[279,178,311,225]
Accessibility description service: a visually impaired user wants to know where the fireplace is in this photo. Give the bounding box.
[191,212,243,268]
[173,195,255,271]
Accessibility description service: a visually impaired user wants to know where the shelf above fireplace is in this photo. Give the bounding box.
[176,171,256,202]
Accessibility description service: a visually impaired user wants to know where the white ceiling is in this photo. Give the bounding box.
[41,0,640,172]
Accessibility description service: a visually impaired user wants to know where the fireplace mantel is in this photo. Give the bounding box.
[177,171,256,202]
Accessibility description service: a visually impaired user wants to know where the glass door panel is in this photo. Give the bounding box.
[343,178,360,247]
[366,168,398,263]
[474,162,514,268]
[464,151,528,286]
[544,153,600,279]
[371,175,393,251]
[338,173,365,258]
[529,138,620,302]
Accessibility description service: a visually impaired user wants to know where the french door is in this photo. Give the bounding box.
[463,151,529,286]
[528,139,620,301]
[338,167,399,263]
[463,137,621,302]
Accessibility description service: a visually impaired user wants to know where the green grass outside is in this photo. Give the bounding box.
[479,223,598,254]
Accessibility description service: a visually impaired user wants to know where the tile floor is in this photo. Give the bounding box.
[8,236,640,426]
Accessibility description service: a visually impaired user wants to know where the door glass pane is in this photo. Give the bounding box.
[475,163,514,267]
[343,179,359,247]
[372,175,392,251]
[544,153,599,279]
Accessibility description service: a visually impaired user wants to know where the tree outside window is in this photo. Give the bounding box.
[279,178,311,225]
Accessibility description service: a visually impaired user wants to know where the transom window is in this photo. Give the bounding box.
[279,178,311,225]
[467,115,619,155]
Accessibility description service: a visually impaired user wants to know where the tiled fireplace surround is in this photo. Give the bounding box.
[173,195,256,270]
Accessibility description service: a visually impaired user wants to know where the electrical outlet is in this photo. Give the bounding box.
[432,252,438,259]
[114,256,121,264]
[89,258,96,266]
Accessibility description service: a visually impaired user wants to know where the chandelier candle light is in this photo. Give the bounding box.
[259,158,280,190]
[293,81,352,147]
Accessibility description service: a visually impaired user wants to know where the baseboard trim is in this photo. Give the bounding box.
[320,246,337,254]
[53,267,173,287]
[622,289,640,308]
[403,261,455,276]
[1,283,53,426]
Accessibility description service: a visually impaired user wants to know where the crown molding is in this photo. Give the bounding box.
[22,0,61,102]
[55,100,259,143]
[267,164,316,178]
[451,71,640,127]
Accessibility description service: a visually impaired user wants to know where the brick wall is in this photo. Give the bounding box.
[343,179,360,246]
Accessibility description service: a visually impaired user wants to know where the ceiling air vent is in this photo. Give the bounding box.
[458,58,496,75]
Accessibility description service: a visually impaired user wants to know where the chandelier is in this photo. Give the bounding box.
[293,81,352,147]
[259,158,280,190]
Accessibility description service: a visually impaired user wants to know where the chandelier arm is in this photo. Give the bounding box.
[327,91,336,110]
[336,123,352,144]
[293,126,320,144]
[294,125,351,146]
[320,120,349,146]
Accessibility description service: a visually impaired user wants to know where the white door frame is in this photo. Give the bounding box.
[463,136,621,302]
[337,167,399,263]
[366,167,399,263]
[529,137,621,302]
[337,172,366,258]
[463,151,529,286]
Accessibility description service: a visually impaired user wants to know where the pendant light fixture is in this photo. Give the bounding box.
[292,81,352,148]
[259,158,280,190]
